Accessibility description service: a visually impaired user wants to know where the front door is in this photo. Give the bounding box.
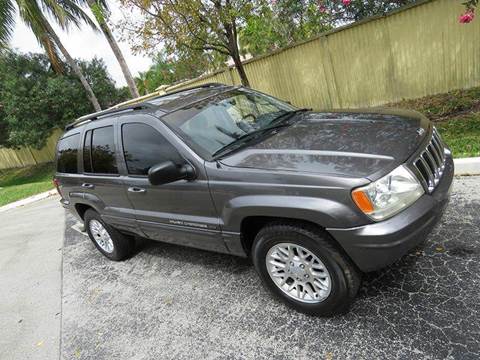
[117,114,228,253]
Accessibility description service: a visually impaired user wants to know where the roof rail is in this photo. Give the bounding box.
[162,82,226,93]
[148,82,228,101]
[110,82,227,110]
[65,103,154,131]
[110,87,168,110]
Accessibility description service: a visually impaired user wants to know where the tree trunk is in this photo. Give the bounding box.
[43,21,102,111]
[88,1,140,98]
[232,52,250,87]
[226,23,250,87]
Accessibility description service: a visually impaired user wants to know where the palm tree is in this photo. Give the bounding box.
[87,0,140,98]
[135,71,149,96]
[0,0,102,111]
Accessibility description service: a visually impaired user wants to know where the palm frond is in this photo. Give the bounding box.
[16,0,64,73]
[93,0,110,15]
[0,0,16,47]
[39,32,64,73]
[52,0,99,31]
[39,0,69,27]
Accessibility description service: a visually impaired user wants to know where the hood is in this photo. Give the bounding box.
[220,109,430,178]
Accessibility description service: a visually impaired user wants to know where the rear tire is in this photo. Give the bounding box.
[84,209,135,261]
[252,222,361,316]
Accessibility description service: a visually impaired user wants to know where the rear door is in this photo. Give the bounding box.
[78,118,138,235]
[117,114,228,253]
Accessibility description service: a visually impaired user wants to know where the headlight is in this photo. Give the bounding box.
[351,165,424,221]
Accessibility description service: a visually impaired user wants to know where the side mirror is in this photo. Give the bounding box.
[148,161,196,186]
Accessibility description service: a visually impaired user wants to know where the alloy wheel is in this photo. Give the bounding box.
[266,242,332,303]
[89,219,114,253]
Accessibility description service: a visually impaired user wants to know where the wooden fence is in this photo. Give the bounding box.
[0,129,61,170]
[167,0,480,110]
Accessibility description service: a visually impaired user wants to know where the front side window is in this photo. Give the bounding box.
[122,123,182,175]
[57,133,79,173]
[90,126,118,174]
[162,89,295,159]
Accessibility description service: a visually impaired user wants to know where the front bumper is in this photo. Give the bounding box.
[328,154,454,272]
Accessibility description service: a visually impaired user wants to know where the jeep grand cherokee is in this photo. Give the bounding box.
[54,83,453,315]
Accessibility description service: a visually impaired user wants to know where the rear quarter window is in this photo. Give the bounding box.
[57,133,80,173]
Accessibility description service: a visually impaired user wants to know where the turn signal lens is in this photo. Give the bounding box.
[352,189,374,214]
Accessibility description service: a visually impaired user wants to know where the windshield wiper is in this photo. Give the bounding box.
[267,108,310,126]
[211,122,289,159]
[212,109,310,159]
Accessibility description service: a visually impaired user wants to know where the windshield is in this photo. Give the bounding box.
[162,88,296,159]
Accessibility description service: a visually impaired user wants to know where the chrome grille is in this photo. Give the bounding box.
[413,128,446,193]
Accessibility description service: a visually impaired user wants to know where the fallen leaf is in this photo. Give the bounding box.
[164,298,173,305]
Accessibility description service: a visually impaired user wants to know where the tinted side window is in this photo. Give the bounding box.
[122,123,182,175]
[57,134,79,173]
[91,126,118,174]
[83,130,93,173]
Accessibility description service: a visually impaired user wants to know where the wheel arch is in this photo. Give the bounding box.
[240,216,331,256]
[74,203,94,220]
[71,192,106,221]
[222,195,361,253]
[222,195,356,228]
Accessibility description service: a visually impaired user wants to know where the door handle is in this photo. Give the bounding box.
[128,187,146,193]
[81,183,95,189]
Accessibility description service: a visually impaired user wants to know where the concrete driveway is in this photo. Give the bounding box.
[0,196,64,360]
[1,177,480,359]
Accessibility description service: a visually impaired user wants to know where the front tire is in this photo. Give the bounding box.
[252,222,361,316]
[84,209,135,261]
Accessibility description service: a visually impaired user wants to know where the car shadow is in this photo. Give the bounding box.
[134,236,253,275]
[133,235,426,302]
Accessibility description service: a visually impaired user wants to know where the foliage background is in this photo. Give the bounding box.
[121,0,418,90]
[0,51,128,149]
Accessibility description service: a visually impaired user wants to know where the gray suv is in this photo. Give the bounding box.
[54,83,453,315]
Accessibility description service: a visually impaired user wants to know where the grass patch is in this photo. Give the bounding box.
[436,114,480,158]
[390,87,480,121]
[0,162,55,207]
[389,86,480,158]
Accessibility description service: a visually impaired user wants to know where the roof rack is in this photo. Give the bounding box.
[64,82,229,131]
[159,82,226,94]
[145,82,228,103]
[110,82,227,110]
[65,103,154,131]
